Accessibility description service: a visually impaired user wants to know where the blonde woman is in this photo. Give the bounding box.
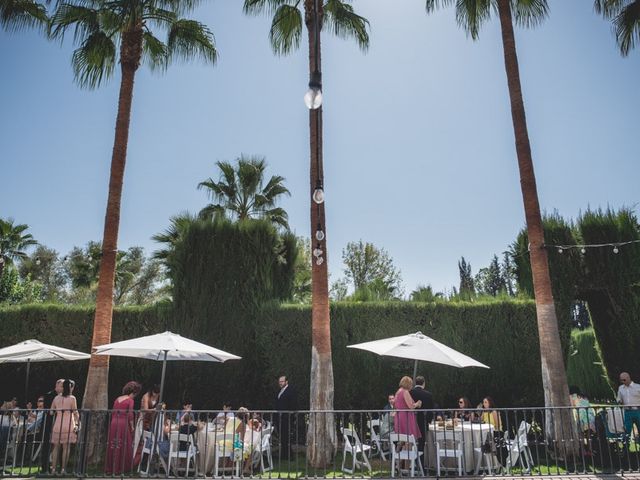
[393,376,422,439]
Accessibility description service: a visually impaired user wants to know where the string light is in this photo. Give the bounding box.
[543,239,640,254]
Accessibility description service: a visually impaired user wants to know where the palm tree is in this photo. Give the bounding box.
[198,155,291,229]
[152,211,196,273]
[425,0,577,453]
[50,0,216,459]
[243,0,368,466]
[595,0,640,55]
[0,0,48,33]
[0,218,37,279]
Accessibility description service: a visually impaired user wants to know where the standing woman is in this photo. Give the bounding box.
[105,381,142,475]
[133,384,160,464]
[50,379,79,475]
[394,376,422,439]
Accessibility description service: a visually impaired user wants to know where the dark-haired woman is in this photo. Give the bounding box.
[105,381,142,475]
[455,397,474,421]
[133,384,160,465]
[50,379,79,475]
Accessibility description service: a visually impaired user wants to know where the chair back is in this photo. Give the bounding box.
[342,427,362,451]
[390,433,418,453]
[260,427,273,450]
[368,419,381,440]
[516,421,530,447]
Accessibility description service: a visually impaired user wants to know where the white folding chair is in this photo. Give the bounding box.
[390,433,424,478]
[505,421,533,473]
[435,430,463,476]
[252,426,273,473]
[138,430,168,476]
[213,436,236,478]
[368,419,389,460]
[3,423,19,466]
[341,427,372,474]
[168,432,198,477]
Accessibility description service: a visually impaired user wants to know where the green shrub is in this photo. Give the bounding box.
[566,328,613,402]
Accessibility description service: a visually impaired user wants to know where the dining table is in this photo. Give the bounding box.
[168,422,241,475]
[424,421,496,473]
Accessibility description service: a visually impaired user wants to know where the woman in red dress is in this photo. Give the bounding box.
[105,381,142,475]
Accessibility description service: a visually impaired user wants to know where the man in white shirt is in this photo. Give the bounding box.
[617,372,640,437]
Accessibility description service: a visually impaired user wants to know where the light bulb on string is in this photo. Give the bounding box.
[557,248,563,254]
[315,229,325,241]
[315,257,324,266]
[304,71,322,110]
[580,248,586,254]
[313,248,323,258]
[613,246,619,254]
[312,187,325,204]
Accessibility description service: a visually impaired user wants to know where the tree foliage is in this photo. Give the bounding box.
[594,0,640,56]
[50,0,217,89]
[198,155,290,230]
[341,240,402,298]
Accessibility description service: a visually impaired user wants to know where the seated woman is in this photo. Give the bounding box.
[479,396,503,432]
[454,397,474,421]
[570,386,596,433]
[217,407,248,454]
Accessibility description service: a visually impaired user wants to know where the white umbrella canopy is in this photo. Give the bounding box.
[94,331,241,402]
[0,339,91,402]
[0,339,91,363]
[347,331,489,379]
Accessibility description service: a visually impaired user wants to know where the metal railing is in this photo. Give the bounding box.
[0,405,638,477]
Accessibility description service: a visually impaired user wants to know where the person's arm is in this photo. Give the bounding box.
[616,386,622,404]
[403,389,418,409]
[72,397,80,429]
[491,410,501,429]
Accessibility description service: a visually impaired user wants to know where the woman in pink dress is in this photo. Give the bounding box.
[394,376,422,440]
[105,381,142,475]
[50,379,79,475]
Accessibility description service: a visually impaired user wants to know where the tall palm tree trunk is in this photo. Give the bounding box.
[304,0,336,468]
[497,0,578,456]
[83,26,142,464]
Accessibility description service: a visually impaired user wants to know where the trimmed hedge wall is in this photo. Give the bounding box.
[566,328,613,402]
[0,299,565,411]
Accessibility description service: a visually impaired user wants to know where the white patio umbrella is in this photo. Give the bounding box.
[347,331,489,379]
[94,331,241,403]
[0,339,91,402]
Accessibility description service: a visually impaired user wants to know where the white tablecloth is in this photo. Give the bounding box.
[425,423,494,472]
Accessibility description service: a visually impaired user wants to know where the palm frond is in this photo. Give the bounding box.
[71,30,116,88]
[154,0,203,17]
[454,0,491,40]
[143,5,177,29]
[49,3,100,42]
[613,0,640,55]
[323,0,369,51]
[425,0,456,13]
[511,0,548,29]
[142,30,168,70]
[167,18,217,66]
[269,3,302,55]
[198,203,227,220]
[0,0,48,33]
[263,207,290,230]
[594,0,626,17]
[243,0,290,16]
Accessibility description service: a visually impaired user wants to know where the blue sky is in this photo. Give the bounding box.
[1,0,638,295]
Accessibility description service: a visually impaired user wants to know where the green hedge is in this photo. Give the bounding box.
[0,299,573,410]
[566,328,613,402]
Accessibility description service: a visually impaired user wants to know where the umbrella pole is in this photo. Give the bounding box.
[412,359,418,383]
[25,359,31,404]
[158,350,168,406]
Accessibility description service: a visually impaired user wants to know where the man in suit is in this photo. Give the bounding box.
[410,375,434,455]
[40,379,64,473]
[275,376,297,457]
